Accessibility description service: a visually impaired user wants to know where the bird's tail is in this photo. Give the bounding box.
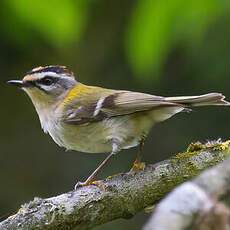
[165,93,230,107]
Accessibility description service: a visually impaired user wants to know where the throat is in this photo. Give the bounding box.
[36,107,54,133]
[28,96,57,133]
[36,106,63,145]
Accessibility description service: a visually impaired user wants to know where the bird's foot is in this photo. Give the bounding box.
[74,180,106,190]
[74,181,89,190]
[91,180,106,190]
[129,160,145,173]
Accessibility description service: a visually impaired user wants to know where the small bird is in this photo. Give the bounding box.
[7,65,230,188]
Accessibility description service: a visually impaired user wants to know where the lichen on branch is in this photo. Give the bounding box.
[1,140,230,230]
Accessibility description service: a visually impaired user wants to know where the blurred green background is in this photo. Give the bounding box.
[1,0,230,229]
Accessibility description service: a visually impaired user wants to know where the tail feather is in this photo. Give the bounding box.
[165,93,230,107]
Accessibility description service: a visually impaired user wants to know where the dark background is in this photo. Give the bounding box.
[1,1,230,229]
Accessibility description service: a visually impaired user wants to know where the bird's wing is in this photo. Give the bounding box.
[99,91,179,116]
[62,86,181,125]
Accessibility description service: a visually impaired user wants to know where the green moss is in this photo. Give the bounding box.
[187,141,204,152]
[169,139,230,192]
[172,141,206,160]
[212,140,230,151]
[172,140,230,161]
[173,150,199,160]
[167,141,230,194]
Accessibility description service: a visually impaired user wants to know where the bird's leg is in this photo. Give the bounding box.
[74,152,115,189]
[130,139,145,172]
[75,143,119,189]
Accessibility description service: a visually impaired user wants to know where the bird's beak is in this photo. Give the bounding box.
[7,80,28,88]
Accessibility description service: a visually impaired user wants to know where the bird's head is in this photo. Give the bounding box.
[7,65,77,108]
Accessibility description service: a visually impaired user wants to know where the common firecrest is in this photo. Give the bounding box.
[7,65,230,188]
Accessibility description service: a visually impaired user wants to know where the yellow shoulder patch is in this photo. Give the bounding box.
[61,83,94,105]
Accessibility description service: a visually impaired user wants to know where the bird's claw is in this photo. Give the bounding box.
[74,180,106,190]
[129,160,145,173]
[74,181,87,190]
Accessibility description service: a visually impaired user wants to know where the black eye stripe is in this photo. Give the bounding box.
[40,78,53,85]
[37,76,58,85]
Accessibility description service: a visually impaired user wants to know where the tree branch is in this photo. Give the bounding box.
[144,141,230,230]
[1,140,230,230]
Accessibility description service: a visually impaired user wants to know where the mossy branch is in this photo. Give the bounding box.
[1,140,230,230]
[144,146,230,230]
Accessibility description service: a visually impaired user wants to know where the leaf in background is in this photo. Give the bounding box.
[125,0,227,81]
[3,0,88,47]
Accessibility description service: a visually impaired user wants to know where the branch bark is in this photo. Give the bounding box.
[1,140,230,230]
[144,141,230,230]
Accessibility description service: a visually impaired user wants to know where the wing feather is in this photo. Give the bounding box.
[62,87,181,125]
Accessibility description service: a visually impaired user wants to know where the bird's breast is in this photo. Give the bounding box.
[56,112,155,153]
[39,110,157,154]
[57,121,113,153]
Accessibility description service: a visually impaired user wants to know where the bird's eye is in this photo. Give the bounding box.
[40,76,53,86]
